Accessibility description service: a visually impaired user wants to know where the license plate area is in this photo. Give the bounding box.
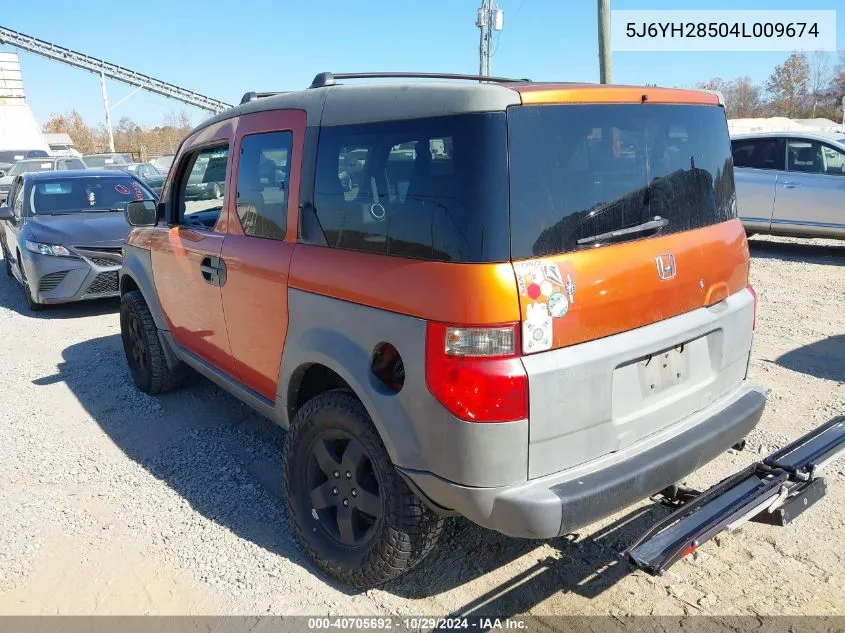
[639,344,689,397]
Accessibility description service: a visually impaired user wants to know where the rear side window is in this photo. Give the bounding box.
[308,113,509,263]
[508,104,737,258]
[731,137,785,170]
[236,131,293,240]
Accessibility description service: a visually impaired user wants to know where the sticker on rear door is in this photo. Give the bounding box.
[523,302,552,353]
[548,292,569,318]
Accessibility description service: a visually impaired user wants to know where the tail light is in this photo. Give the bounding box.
[746,283,757,331]
[425,322,528,423]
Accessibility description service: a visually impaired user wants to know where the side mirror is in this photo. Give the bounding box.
[0,205,13,222]
[0,170,5,177]
[124,199,157,227]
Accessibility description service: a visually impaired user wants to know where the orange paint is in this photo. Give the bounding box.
[149,226,234,372]
[515,219,749,351]
[220,109,306,400]
[515,84,720,106]
[289,219,749,351]
[288,245,521,325]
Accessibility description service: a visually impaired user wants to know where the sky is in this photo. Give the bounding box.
[4,0,844,131]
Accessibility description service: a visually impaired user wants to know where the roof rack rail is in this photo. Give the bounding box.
[239,91,289,105]
[308,72,531,89]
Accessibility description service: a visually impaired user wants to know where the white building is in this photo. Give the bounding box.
[0,51,50,153]
[728,116,844,135]
[43,132,81,157]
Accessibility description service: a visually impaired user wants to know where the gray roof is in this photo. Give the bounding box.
[192,81,522,135]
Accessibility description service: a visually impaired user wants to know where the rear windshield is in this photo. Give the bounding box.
[82,156,110,168]
[29,176,154,215]
[508,104,736,258]
[8,160,55,176]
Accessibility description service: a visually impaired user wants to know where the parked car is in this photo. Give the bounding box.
[81,152,134,168]
[150,154,176,174]
[115,73,842,590]
[0,149,50,176]
[184,152,226,200]
[103,162,166,197]
[731,131,845,239]
[0,156,88,204]
[0,170,155,310]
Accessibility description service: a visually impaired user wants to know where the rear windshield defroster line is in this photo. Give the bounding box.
[507,103,737,259]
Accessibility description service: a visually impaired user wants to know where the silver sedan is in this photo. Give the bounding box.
[731,131,845,240]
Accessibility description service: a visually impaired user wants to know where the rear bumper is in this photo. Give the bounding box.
[403,382,766,538]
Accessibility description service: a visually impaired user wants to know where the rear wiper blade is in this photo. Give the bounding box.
[576,216,668,247]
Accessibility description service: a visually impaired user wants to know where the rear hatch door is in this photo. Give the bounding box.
[507,102,754,476]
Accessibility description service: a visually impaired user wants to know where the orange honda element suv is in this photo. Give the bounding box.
[118,72,777,588]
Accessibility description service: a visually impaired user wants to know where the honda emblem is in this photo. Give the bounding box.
[656,254,676,280]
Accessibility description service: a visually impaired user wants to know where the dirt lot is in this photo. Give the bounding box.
[0,235,842,617]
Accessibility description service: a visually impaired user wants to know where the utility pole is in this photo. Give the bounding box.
[476,0,503,78]
[477,1,486,77]
[597,0,612,83]
[99,71,115,152]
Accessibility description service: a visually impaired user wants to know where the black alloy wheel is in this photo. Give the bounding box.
[307,430,383,547]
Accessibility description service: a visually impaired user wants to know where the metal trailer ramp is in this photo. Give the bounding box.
[626,415,845,576]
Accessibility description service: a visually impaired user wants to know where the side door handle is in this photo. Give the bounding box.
[200,256,227,287]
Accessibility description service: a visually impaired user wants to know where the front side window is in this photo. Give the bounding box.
[12,184,24,218]
[309,113,508,262]
[786,139,845,175]
[176,145,229,230]
[731,138,785,170]
[236,131,293,240]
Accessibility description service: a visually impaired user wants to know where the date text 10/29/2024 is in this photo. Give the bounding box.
[307,617,527,630]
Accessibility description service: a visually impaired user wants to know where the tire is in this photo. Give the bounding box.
[3,247,11,278]
[18,259,42,311]
[120,290,187,394]
[284,389,444,588]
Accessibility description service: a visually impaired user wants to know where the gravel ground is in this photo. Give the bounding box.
[0,234,842,617]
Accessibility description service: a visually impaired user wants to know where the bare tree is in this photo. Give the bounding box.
[697,76,761,118]
[833,50,845,95]
[42,111,195,157]
[766,52,810,117]
[732,77,762,118]
[808,50,832,117]
[42,110,98,153]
